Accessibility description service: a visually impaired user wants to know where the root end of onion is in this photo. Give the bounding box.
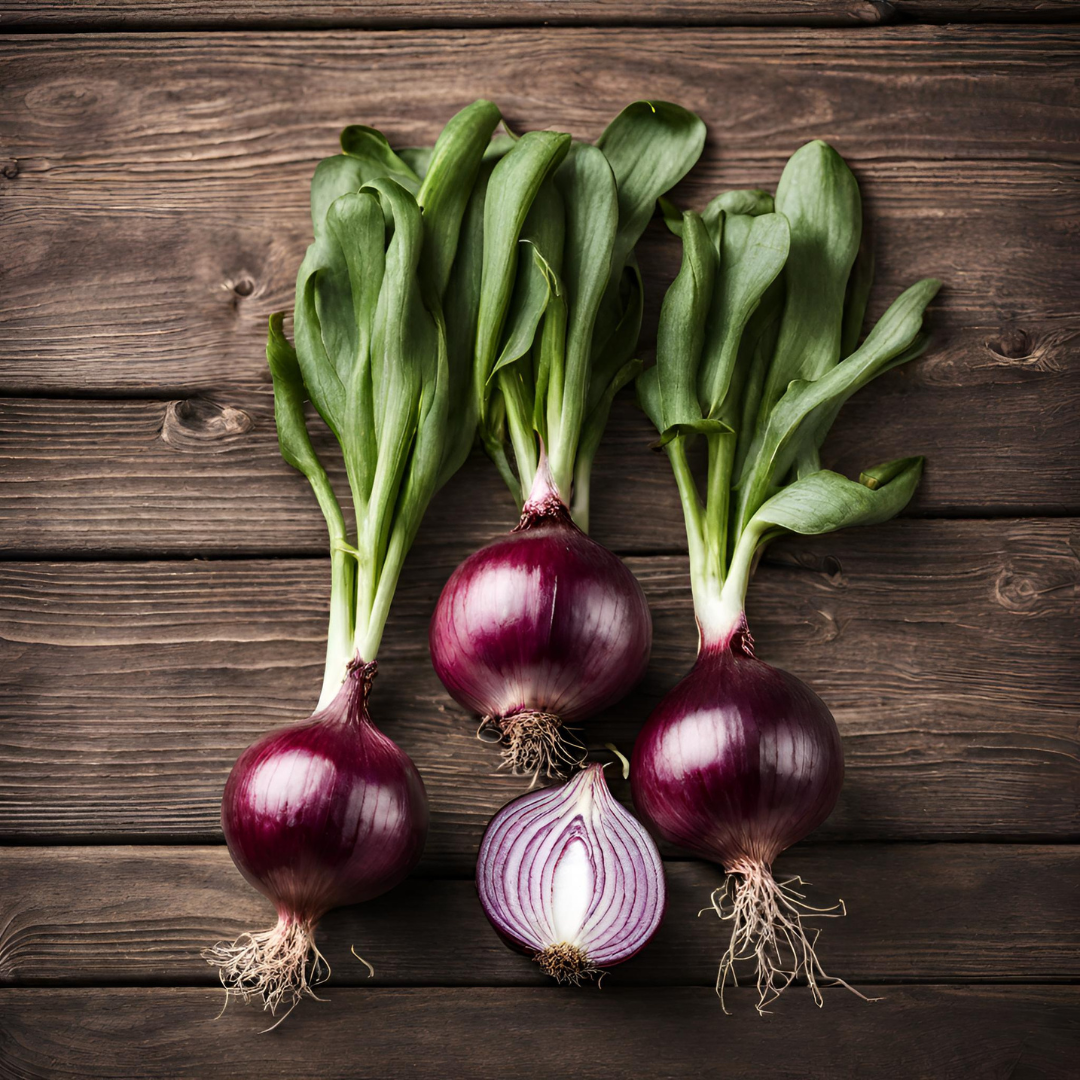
[534,942,601,986]
[480,710,586,780]
[709,859,880,1015]
[203,917,329,1024]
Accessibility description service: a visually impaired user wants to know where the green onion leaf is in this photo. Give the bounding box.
[747,457,924,536]
[654,210,715,433]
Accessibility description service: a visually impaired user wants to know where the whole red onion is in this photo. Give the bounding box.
[430,472,652,777]
[632,624,869,1013]
[206,659,428,1020]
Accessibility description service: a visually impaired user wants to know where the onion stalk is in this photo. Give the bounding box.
[430,102,706,775]
[207,101,506,1020]
[476,762,666,982]
[632,141,940,1012]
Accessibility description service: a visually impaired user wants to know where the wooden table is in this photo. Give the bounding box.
[1,3,1078,1077]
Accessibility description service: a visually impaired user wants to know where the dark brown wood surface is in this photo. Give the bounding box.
[2,987,1077,1079]
[3,1,1079,31]
[0,1,892,30]
[1,527,1077,849]
[1,12,1077,1080]
[2,845,1077,985]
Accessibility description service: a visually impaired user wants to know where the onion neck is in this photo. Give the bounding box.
[517,449,574,530]
[319,536,357,711]
[321,654,378,721]
[667,429,769,656]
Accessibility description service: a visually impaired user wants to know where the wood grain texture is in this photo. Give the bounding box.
[1,28,1077,465]
[0,1,890,30]
[895,1,1080,20]
[2,844,1077,986]
[1,985,1077,1079]
[1,520,1076,849]
[3,1,1078,30]
[0,395,685,557]
[5,376,1077,562]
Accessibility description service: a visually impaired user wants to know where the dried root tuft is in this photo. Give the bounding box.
[703,858,880,1015]
[203,917,329,1029]
[534,942,601,986]
[478,710,587,781]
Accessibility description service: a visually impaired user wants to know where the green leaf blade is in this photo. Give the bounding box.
[749,457,924,536]
[654,210,716,433]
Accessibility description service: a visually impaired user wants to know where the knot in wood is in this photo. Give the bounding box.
[160,398,254,453]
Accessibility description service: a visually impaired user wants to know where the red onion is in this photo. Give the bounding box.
[634,143,937,1012]
[477,762,665,982]
[632,624,870,1012]
[205,660,428,1019]
[430,466,652,777]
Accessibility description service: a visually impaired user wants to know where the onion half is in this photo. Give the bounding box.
[476,763,665,983]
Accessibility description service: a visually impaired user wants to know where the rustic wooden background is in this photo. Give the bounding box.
[1,2,1078,1077]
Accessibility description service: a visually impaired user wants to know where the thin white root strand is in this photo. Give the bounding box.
[702,858,881,1016]
[203,917,330,1029]
[478,711,587,783]
[350,945,375,979]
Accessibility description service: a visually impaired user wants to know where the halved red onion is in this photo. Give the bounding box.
[476,763,665,983]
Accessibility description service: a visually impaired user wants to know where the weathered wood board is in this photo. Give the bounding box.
[0,1,893,30]
[1,521,1076,849]
[2,1,1078,31]
[2,986,1077,1078]
[2,845,1077,986]
[1,28,1076,401]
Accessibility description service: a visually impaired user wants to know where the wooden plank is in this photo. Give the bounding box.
[6,0,1079,32]
[1,986,1076,1078]
[0,395,686,557]
[6,372,1076,562]
[5,0,1076,28]
[1,521,1076,849]
[1,844,1076,986]
[894,1,1080,21]
[0,1,891,30]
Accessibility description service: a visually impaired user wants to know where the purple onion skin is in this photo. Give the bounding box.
[430,504,652,723]
[221,662,429,924]
[631,634,843,868]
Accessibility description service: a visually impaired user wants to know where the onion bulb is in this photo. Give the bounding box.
[631,627,868,1011]
[205,660,428,1020]
[430,464,652,777]
[477,763,665,982]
